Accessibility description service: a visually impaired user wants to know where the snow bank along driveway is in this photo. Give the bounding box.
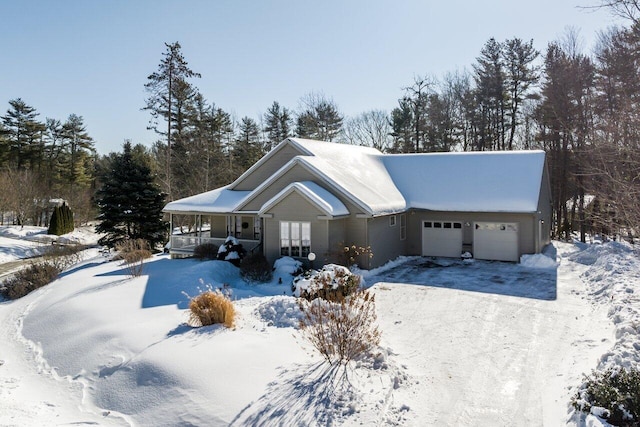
[0,242,623,426]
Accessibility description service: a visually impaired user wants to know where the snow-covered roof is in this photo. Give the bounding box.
[164,139,546,216]
[382,150,546,213]
[258,181,349,217]
[163,186,251,214]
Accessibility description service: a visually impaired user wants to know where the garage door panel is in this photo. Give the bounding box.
[422,221,463,258]
[474,222,519,262]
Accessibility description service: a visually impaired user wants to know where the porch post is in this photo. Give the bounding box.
[169,213,173,251]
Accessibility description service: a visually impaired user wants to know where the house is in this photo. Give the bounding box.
[163,138,552,268]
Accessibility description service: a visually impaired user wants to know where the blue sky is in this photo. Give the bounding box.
[0,1,621,154]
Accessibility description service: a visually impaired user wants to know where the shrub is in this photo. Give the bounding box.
[293,264,361,302]
[48,203,75,236]
[328,242,373,268]
[193,242,219,260]
[298,288,381,365]
[240,252,273,283]
[116,239,152,277]
[217,236,246,266]
[572,367,640,426]
[1,262,62,300]
[188,290,235,328]
[43,244,84,271]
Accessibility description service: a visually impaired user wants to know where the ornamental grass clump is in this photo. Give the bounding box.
[188,290,235,328]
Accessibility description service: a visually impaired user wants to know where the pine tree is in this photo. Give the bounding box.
[143,41,201,200]
[1,98,46,170]
[264,101,292,150]
[295,93,343,142]
[233,117,262,172]
[473,38,507,150]
[96,142,167,248]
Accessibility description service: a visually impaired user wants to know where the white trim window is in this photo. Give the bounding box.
[389,215,397,227]
[400,214,406,240]
[280,221,311,257]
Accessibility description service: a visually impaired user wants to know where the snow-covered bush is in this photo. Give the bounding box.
[298,288,381,365]
[240,252,273,283]
[217,236,246,266]
[572,367,640,426]
[188,289,235,328]
[193,242,219,260]
[293,264,361,302]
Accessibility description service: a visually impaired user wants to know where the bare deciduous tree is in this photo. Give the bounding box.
[342,110,392,152]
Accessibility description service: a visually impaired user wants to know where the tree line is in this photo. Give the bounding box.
[1,0,638,244]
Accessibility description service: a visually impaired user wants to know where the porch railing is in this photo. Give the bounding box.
[170,235,261,253]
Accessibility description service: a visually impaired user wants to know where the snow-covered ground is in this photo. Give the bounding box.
[0,226,637,426]
[0,225,102,264]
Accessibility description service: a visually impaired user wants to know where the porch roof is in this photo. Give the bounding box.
[163,185,251,214]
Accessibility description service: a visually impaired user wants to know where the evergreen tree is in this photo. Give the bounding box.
[264,101,292,150]
[390,99,414,153]
[503,38,539,150]
[295,93,343,141]
[233,116,262,172]
[143,41,201,200]
[473,38,507,150]
[61,114,95,192]
[96,141,167,248]
[48,203,74,235]
[1,98,46,169]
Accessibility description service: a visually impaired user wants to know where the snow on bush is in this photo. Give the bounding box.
[292,264,361,301]
[256,296,303,328]
[274,256,303,275]
[217,236,246,266]
[272,256,303,287]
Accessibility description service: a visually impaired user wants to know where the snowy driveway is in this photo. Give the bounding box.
[365,253,613,426]
[367,256,557,300]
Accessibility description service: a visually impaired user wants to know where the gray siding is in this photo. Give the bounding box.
[406,210,538,259]
[262,192,330,266]
[233,143,305,191]
[208,215,227,238]
[243,164,316,211]
[367,215,406,268]
[242,163,366,218]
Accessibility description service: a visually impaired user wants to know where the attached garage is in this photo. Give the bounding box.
[422,221,463,258]
[473,222,519,262]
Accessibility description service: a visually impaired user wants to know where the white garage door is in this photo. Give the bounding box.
[422,221,463,258]
[473,222,519,262]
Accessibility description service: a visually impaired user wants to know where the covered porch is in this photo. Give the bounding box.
[168,212,262,258]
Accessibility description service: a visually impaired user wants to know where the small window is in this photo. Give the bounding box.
[389,215,397,227]
[453,222,462,229]
[434,222,442,228]
[444,222,452,229]
[400,214,406,240]
[424,222,432,228]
